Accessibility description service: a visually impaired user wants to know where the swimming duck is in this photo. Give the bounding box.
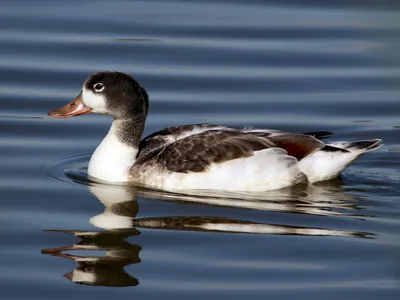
[48,71,381,191]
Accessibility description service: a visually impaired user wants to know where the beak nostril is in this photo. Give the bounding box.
[49,94,91,118]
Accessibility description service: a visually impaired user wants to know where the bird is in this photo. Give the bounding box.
[48,71,381,192]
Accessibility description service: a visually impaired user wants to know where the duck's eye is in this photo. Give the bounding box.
[93,83,104,92]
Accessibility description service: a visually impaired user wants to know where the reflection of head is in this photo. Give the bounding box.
[43,229,141,287]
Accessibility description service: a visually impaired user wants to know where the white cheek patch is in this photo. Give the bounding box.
[82,87,108,114]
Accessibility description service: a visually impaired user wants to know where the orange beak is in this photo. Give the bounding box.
[48,93,92,118]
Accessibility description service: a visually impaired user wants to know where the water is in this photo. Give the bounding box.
[1,0,400,298]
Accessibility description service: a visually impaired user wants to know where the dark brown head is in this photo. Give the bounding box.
[48,71,149,120]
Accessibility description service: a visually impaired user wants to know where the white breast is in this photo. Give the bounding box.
[88,121,138,183]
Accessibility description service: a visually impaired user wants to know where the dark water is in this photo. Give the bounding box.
[1,0,400,298]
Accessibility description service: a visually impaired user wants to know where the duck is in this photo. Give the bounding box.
[48,71,381,192]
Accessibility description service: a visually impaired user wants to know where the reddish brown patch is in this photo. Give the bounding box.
[271,135,324,160]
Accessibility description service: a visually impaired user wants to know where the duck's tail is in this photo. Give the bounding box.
[298,139,382,183]
[329,139,382,153]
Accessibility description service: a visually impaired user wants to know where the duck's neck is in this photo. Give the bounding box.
[88,116,145,183]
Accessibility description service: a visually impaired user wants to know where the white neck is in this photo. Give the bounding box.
[88,120,138,183]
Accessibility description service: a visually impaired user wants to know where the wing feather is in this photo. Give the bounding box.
[136,130,274,173]
[135,124,326,173]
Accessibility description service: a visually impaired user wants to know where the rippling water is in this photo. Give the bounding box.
[1,0,400,299]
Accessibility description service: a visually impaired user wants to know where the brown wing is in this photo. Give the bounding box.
[136,125,326,173]
[136,130,274,173]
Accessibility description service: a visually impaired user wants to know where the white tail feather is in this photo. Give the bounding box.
[299,139,382,183]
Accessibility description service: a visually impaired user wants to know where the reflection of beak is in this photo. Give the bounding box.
[48,93,92,118]
[63,272,73,281]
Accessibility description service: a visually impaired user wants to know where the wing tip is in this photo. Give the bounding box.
[304,131,334,140]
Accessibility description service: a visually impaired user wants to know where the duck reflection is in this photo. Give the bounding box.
[42,180,372,287]
[42,185,141,287]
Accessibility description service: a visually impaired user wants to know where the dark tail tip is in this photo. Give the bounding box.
[345,139,382,152]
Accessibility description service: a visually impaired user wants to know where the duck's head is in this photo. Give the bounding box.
[48,71,149,119]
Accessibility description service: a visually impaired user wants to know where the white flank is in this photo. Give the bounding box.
[88,121,138,183]
[162,148,304,192]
